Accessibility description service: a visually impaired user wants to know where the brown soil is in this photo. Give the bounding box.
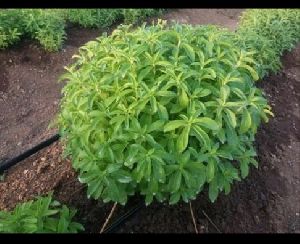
[0,9,299,233]
[0,28,101,162]
[162,9,243,31]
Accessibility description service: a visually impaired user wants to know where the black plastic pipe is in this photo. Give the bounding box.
[0,133,60,173]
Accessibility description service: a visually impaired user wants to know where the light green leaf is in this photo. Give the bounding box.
[169,192,181,205]
[182,43,195,62]
[192,125,211,150]
[240,109,252,133]
[164,120,186,132]
[239,64,259,81]
[158,103,169,121]
[224,108,237,128]
[208,178,219,203]
[194,117,219,131]
[240,159,249,179]
[179,89,189,108]
[177,126,190,153]
[220,85,230,102]
[206,159,215,183]
[169,171,182,193]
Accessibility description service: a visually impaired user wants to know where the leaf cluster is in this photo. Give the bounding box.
[0,194,84,233]
[238,9,300,56]
[58,21,273,205]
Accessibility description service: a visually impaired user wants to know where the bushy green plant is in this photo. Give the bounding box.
[238,9,300,55]
[67,9,123,28]
[20,9,66,51]
[58,21,273,205]
[0,9,164,51]
[0,9,66,51]
[123,9,164,24]
[0,9,23,49]
[0,194,84,233]
[233,30,282,79]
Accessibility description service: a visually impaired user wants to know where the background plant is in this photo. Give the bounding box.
[0,193,84,233]
[20,9,66,51]
[0,8,164,51]
[67,9,123,28]
[122,9,164,24]
[0,9,23,49]
[238,9,300,56]
[233,29,282,79]
[58,21,273,206]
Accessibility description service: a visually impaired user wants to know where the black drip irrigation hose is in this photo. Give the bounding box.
[103,201,145,233]
[0,133,60,173]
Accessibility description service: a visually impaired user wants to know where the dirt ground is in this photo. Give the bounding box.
[0,9,299,233]
[0,28,101,162]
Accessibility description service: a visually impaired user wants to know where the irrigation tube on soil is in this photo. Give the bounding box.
[0,133,60,173]
[103,202,145,233]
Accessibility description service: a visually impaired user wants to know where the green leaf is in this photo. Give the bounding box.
[169,171,182,193]
[177,126,190,153]
[192,125,211,150]
[208,178,219,203]
[220,85,230,102]
[250,159,258,168]
[145,193,154,206]
[138,66,152,81]
[148,120,164,132]
[178,89,189,108]
[164,120,186,132]
[239,109,252,133]
[240,159,249,179]
[224,181,231,195]
[239,64,259,81]
[169,192,181,205]
[224,108,237,128]
[157,103,169,121]
[157,90,176,97]
[216,128,226,144]
[57,216,68,233]
[182,43,195,62]
[198,88,211,97]
[206,159,215,183]
[194,117,219,131]
[87,179,102,198]
[226,125,239,147]
[150,96,158,113]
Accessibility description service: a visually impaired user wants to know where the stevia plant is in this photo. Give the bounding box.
[67,9,123,28]
[233,30,282,79]
[122,9,165,24]
[0,9,23,49]
[238,9,300,56]
[0,193,84,233]
[0,9,66,51]
[20,9,66,51]
[58,20,273,205]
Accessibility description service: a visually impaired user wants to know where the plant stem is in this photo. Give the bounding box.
[100,202,118,233]
[189,201,199,234]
